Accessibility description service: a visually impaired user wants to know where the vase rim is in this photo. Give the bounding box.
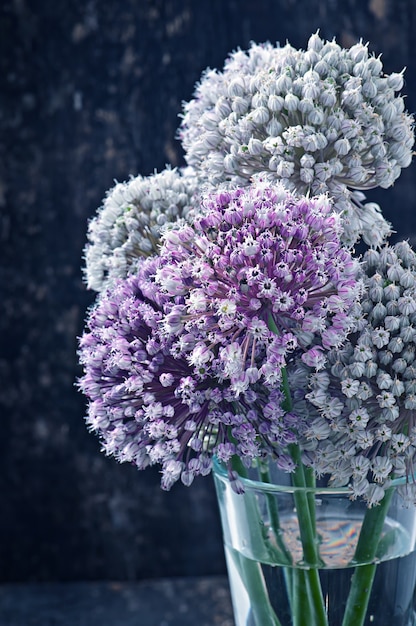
[212,457,410,495]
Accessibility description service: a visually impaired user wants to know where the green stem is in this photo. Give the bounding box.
[291,568,331,626]
[230,453,249,479]
[306,569,328,626]
[289,444,328,626]
[228,456,283,625]
[292,569,314,626]
[304,465,317,534]
[268,314,330,624]
[230,549,283,626]
[269,323,319,562]
[260,463,296,620]
[229,457,291,565]
[267,314,328,624]
[353,487,394,563]
[341,487,394,626]
[341,564,377,626]
[289,445,323,567]
[280,361,293,413]
[259,464,293,564]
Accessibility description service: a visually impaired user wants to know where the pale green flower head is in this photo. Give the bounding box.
[294,241,416,505]
[179,33,414,247]
[83,166,198,292]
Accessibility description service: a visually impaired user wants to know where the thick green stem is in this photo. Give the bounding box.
[289,444,328,626]
[260,463,296,619]
[230,453,249,479]
[341,487,394,626]
[280,362,293,413]
[267,313,328,624]
[229,549,283,626]
[289,445,323,567]
[341,564,377,626]
[292,569,314,626]
[304,465,317,533]
[353,487,394,563]
[228,456,283,625]
[260,465,293,565]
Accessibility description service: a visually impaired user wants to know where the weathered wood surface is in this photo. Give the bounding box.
[1,0,415,582]
[0,577,233,625]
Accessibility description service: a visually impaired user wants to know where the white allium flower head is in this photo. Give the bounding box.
[292,240,416,504]
[83,166,199,292]
[179,33,414,247]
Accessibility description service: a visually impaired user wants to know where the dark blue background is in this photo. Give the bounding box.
[1,0,416,583]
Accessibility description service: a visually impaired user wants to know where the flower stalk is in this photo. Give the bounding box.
[341,487,395,626]
[269,312,328,625]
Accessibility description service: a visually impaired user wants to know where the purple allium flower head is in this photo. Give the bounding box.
[155,182,361,392]
[78,257,299,489]
[295,240,416,505]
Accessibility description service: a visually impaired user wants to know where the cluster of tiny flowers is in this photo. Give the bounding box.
[78,258,302,490]
[83,166,198,292]
[295,241,416,505]
[179,33,414,246]
[154,182,361,395]
[78,32,416,505]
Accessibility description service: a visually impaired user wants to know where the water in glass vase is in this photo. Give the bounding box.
[224,513,416,626]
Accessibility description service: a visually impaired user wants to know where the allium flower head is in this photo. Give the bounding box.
[155,182,361,391]
[78,259,298,489]
[297,241,416,505]
[83,166,198,292]
[78,183,362,489]
[179,33,414,246]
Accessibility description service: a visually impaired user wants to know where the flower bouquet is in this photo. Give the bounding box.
[78,33,416,626]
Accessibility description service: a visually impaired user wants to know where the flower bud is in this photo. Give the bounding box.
[248,137,264,155]
[308,31,323,52]
[387,72,404,91]
[349,42,369,63]
[265,118,283,136]
[232,96,249,115]
[228,76,246,98]
[252,106,270,124]
[268,94,284,112]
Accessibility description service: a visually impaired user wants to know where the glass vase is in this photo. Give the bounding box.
[213,458,416,626]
